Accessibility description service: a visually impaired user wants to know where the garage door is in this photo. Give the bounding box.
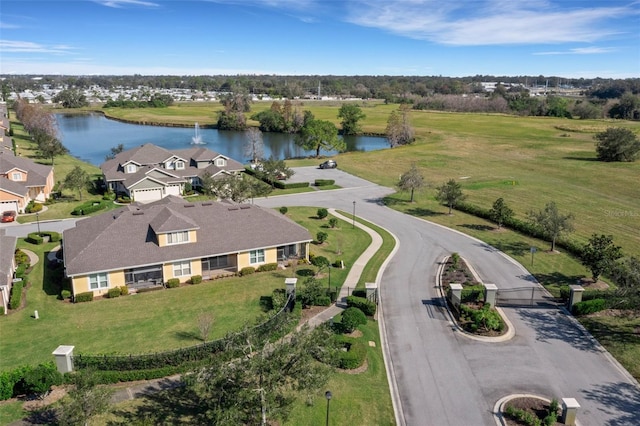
[0,200,19,214]
[132,188,163,202]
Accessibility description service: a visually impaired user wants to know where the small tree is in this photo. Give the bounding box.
[317,208,328,219]
[197,312,215,342]
[337,104,366,135]
[397,164,426,202]
[435,179,466,214]
[316,232,328,244]
[341,307,367,333]
[298,277,326,307]
[244,127,264,163]
[328,217,338,228]
[527,201,574,252]
[258,157,294,186]
[581,234,623,282]
[385,105,415,147]
[489,197,514,228]
[295,119,344,157]
[595,127,640,162]
[64,166,92,201]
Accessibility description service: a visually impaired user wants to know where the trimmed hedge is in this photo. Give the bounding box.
[272,180,310,190]
[40,231,61,242]
[190,275,203,284]
[461,285,485,303]
[25,231,61,244]
[333,336,367,370]
[75,291,94,303]
[107,287,121,298]
[26,233,43,245]
[239,266,255,276]
[572,298,607,316]
[14,249,30,266]
[346,295,377,316]
[314,179,335,186]
[341,307,367,332]
[257,263,278,272]
[9,281,24,310]
[71,200,109,216]
[25,201,43,213]
[315,296,332,306]
[166,278,180,288]
[120,286,129,296]
[0,362,61,401]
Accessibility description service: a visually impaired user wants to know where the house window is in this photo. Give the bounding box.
[89,273,109,290]
[215,158,226,167]
[126,164,136,173]
[249,249,265,265]
[167,231,190,244]
[173,261,191,277]
[175,161,185,170]
[11,172,22,181]
[202,255,228,272]
[277,244,297,260]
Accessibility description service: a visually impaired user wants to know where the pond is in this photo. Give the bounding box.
[55,113,388,165]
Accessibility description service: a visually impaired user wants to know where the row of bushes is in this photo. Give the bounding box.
[239,263,279,276]
[572,298,607,316]
[0,363,62,401]
[26,231,61,245]
[71,200,109,216]
[454,201,584,257]
[459,304,505,333]
[107,286,130,298]
[272,180,310,190]
[9,281,24,310]
[345,295,377,316]
[24,200,43,213]
[74,291,93,303]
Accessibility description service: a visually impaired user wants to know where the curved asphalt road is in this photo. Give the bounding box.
[5,167,638,425]
[256,167,640,426]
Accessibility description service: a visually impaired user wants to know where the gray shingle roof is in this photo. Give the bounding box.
[0,230,17,288]
[0,150,53,188]
[0,176,28,197]
[63,198,312,276]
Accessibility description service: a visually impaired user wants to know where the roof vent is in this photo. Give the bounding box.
[184,204,195,208]
[240,205,251,209]
[228,206,239,211]
[202,202,213,206]
[132,211,145,216]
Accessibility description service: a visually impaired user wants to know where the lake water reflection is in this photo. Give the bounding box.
[55,113,388,165]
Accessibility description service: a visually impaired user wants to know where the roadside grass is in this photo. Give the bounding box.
[579,314,640,380]
[0,207,372,371]
[0,401,25,425]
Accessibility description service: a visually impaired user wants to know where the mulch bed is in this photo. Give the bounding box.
[503,397,562,426]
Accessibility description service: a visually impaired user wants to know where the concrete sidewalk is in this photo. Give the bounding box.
[107,208,384,404]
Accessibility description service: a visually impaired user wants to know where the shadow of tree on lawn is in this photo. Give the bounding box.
[535,272,584,287]
[459,223,494,232]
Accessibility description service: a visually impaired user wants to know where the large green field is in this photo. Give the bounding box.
[97,101,640,258]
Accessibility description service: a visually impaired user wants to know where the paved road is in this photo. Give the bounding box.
[256,167,640,426]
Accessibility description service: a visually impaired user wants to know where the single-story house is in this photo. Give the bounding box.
[0,229,17,314]
[101,143,244,202]
[0,148,55,213]
[62,196,312,297]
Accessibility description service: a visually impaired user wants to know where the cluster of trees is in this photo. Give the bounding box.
[103,93,174,109]
[52,89,88,108]
[13,99,67,164]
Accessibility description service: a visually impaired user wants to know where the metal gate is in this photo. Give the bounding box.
[496,287,562,308]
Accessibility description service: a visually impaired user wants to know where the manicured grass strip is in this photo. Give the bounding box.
[0,401,25,425]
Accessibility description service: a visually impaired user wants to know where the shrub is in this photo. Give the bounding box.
[341,307,367,333]
[166,278,180,288]
[9,281,24,310]
[314,179,335,186]
[272,181,309,190]
[328,217,338,228]
[572,298,607,316]
[256,263,278,272]
[317,208,328,219]
[61,289,71,300]
[14,249,30,266]
[21,363,63,396]
[40,231,61,242]
[107,287,121,298]
[239,266,255,276]
[459,304,504,332]
[24,200,43,214]
[311,255,330,268]
[297,277,325,307]
[315,296,331,306]
[279,206,288,215]
[75,292,94,303]
[71,200,108,216]
[316,231,328,244]
[346,295,377,316]
[334,336,367,369]
[119,286,129,296]
[332,259,343,268]
[461,285,484,303]
[190,275,203,284]
[272,288,288,309]
[327,289,338,302]
[26,232,44,245]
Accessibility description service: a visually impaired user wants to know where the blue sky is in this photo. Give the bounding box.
[1,0,639,78]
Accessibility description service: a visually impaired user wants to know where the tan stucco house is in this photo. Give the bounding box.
[101,143,244,202]
[0,148,55,213]
[62,196,311,297]
[0,229,17,314]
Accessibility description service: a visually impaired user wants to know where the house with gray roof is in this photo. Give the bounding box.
[62,196,311,297]
[101,143,244,202]
[0,147,55,214]
[0,229,17,314]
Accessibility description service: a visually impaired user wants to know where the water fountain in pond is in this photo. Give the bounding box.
[191,122,205,144]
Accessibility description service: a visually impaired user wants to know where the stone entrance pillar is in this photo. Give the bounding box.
[449,283,463,307]
[568,285,585,310]
[52,345,75,374]
[483,283,498,307]
[285,278,297,297]
[561,398,580,425]
[366,282,378,304]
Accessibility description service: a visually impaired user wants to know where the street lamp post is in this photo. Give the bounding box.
[325,390,332,426]
[36,211,41,234]
[352,201,356,229]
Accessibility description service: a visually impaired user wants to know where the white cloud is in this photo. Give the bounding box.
[94,0,160,8]
[346,0,635,45]
[0,40,76,55]
[534,46,617,55]
[0,22,20,29]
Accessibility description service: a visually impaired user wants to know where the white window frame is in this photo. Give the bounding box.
[89,273,109,290]
[126,164,136,173]
[215,158,226,167]
[167,231,190,245]
[11,172,22,181]
[249,249,265,265]
[175,161,185,170]
[172,260,191,277]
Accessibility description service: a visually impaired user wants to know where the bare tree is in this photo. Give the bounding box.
[385,105,415,147]
[197,312,215,342]
[244,127,264,163]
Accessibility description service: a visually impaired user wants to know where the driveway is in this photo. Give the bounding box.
[256,168,640,426]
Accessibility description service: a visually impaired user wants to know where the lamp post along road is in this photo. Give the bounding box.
[36,211,41,234]
[325,390,332,426]
[352,201,356,228]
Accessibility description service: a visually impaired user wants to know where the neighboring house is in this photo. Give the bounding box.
[63,196,312,297]
[0,229,17,314]
[101,143,244,202]
[0,148,55,213]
